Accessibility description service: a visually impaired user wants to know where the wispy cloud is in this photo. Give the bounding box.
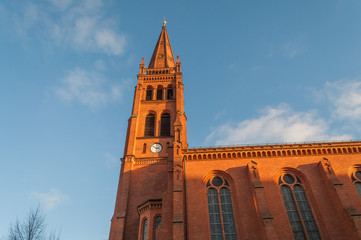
[32,188,69,211]
[2,0,126,55]
[266,36,307,59]
[54,68,123,109]
[205,104,351,145]
[281,35,307,59]
[325,78,361,120]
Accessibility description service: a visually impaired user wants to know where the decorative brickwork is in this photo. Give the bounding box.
[109,24,361,240]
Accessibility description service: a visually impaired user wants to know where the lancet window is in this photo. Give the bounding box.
[160,113,170,136]
[279,173,321,240]
[206,176,237,240]
[144,114,155,137]
[153,215,162,240]
[351,169,361,198]
[142,218,148,240]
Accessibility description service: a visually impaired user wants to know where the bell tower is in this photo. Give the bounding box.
[109,22,187,240]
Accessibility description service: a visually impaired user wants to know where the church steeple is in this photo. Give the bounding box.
[109,23,187,240]
[148,24,175,69]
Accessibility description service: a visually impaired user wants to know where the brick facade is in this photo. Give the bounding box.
[109,24,361,240]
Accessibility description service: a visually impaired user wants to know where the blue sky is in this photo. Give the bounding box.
[1,0,361,239]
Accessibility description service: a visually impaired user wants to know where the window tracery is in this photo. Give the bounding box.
[206,176,237,240]
[351,169,361,197]
[279,173,321,240]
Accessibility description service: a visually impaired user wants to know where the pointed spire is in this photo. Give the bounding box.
[148,22,175,69]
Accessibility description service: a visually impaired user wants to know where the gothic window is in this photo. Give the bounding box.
[167,86,173,99]
[279,173,321,240]
[142,218,148,240]
[351,169,361,198]
[146,87,153,100]
[160,113,170,136]
[206,176,237,240]
[153,215,161,240]
[144,114,155,137]
[157,86,163,100]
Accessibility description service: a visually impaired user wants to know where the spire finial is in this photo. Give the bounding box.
[163,16,166,27]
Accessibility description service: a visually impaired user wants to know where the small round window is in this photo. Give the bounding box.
[207,176,229,189]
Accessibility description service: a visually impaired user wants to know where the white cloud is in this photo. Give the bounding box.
[2,1,126,55]
[32,188,69,211]
[205,104,351,146]
[95,29,126,55]
[55,68,123,109]
[325,79,361,120]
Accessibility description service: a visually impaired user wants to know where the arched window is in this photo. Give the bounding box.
[279,173,321,240]
[167,86,173,99]
[142,218,148,240]
[154,215,161,240]
[144,114,155,137]
[157,86,163,100]
[146,87,153,101]
[206,176,237,240]
[351,169,361,197]
[160,113,170,136]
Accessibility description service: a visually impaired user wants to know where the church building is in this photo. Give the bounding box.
[109,22,361,240]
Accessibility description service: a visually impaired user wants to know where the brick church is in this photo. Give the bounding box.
[109,22,361,240]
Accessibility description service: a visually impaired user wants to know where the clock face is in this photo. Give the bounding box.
[150,143,163,153]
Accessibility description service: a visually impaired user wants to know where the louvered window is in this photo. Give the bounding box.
[206,176,237,240]
[279,173,321,240]
[144,114,155,137]
[160,113,170,136]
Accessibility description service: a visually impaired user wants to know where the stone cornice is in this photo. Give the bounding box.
[183,141,361,161]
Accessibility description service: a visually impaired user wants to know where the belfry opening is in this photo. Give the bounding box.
[109,22,361,240]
